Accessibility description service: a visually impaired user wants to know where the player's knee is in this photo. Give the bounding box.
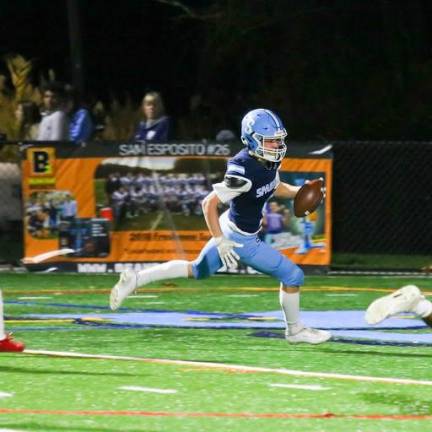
[292,266,304,286]
[282,266,304,287]
[191,257,213,280]
[191,243,222,280]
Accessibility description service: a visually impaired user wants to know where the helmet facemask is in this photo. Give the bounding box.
[252,130,287,162]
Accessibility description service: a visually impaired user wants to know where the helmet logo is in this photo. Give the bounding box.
[245,117,255,134]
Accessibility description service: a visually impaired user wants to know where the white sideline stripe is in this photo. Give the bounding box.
[24,349,432,387]
[0,391,13,399]
[0,429,26,432]
[269,383,329,391]
[119,385,177,394]
[18,296,53,300]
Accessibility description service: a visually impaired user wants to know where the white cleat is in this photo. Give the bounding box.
[285,327,332,344]
[110,270,138,311]
[365,285,423,325]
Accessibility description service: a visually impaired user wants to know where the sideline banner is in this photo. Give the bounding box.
[21,142,332,273]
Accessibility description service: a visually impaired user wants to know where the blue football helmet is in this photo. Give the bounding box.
[241,108,287,162]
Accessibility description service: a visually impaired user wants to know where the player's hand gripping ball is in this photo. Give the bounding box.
[294,178,325,217]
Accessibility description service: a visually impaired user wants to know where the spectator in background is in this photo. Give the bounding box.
[37,81,69,141]
[65,86,95,143]
[47,199,60,234]
[133,91,170,142]
[60,194,77,222]
[262,201,290,244]
[215,129,236,143]
[177,93,212,140]
[15,100,41,140]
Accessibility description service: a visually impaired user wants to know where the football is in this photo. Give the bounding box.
[293,178,325,217]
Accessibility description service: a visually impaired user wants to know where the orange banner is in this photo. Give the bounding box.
[22,144,332,272]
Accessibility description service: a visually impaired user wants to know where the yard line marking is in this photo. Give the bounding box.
[9,286,430,296]
[0,429,27,432]
[304,287,405,293]
[269,383,329,391]
[0,392,13,399]
[5,319,75,324]
[18,297,53,300]
[4,289,112,296]
[24,349,432,386]
[240,287,432,296]
[1,408,432,420]
[119,386,177,394]
[223,287,399,293]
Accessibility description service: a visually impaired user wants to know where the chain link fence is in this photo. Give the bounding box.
[332,141,432,271]
[1,141,431,271]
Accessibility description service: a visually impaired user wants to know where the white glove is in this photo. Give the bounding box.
[214,236,243,269]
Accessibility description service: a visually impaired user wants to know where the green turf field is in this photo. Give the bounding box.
[1,273,432,431]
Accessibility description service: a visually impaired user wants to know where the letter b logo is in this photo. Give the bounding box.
[29,148,55,176]
[33,151,49,173]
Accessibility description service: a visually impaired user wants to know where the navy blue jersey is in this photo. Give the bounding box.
[133,116,170,142]
[213,149,280,233]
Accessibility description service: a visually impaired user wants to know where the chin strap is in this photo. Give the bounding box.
[249,152,280,170]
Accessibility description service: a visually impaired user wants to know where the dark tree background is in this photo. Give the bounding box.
[1,0,432,139]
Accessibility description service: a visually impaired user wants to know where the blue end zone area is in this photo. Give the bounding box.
[23,309,426,330]
[15,307,432,346]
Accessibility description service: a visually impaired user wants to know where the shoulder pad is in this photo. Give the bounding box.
[226,161,246,176]
[224,175,248,189]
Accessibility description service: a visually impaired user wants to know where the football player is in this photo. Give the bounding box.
[366,285,432,326]
[0,290,25,352]
[110,108,331,344]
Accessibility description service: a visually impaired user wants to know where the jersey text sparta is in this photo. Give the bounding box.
[256,178,278,198]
